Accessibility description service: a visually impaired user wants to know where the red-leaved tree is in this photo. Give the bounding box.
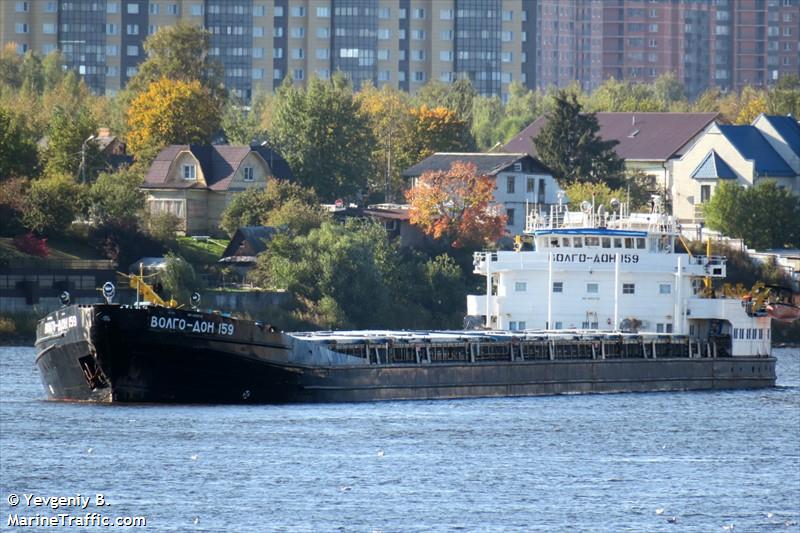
[13,232,49,257]
[406,161,506,248]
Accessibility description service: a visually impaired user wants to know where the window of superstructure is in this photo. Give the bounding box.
[573,237,583,248]
[657,323,664,333]
[746,329,751,340]
[622,283,635,294]
[555,322,563,330]
[613,237,623,248]
[587,283,598,294]
[561,238,570,247]
[509,321,517,331]
[602,237,611,248]
[666,324,673,333]
[659,284,671,294]
[515,281,527,292]
[636,238,646,249]
[586,236,600,247]
[553,282,563,293]
[624,237,634,248]
[519,321,526,330]
[550,238,559,248]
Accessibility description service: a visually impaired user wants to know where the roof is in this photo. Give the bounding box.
[363,205,411,221]
[717,125,796,177]
[691,150,737,180]
[762,115,800,161]
[503,112,719,161]
[221,226,277,258]
[142,144,293,190]
[402,152,551,177]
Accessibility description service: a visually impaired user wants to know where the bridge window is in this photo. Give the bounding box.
[553,282,563,293]
[657,323,664,333]
[573,237,583,247]
[637,238,646,249]
[614,237,623,248]
[554,321,562,329]
[666,323,673,333]
[561,237,570,247]
[624,237,634,248]
[602,237,611,248]
[550,238,559,247]
[509,321,517,330]
[746,329,751,339]
[586,236,599,246]
[733,328,738,339]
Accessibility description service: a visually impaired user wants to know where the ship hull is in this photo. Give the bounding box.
[35,305,777,404]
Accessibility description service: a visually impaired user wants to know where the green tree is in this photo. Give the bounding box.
[221,91,267,145]
[0,178,28,235]
[89,168,145,229]
[41,105,99,180]
[0,106,38,179]
[703,181,800,249]
[127,23,224,96]
[494,82,541,144]
[0,43,23,89]
[415,78,477,124]
[219,179,321,236]
[22,175,85,234]
[766,74,800,117]
[41,50,65,92]
[533,90,624,188]
[252,219,398,328]
[161,253,203,304]
[269,74,374,199]
[652,72,688,110]
[471,95,504,151]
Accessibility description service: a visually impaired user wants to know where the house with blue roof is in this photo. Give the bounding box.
[672,114,800,224]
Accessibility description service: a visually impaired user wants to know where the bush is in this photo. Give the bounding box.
[22,175,86,235]
[147,212,182,245]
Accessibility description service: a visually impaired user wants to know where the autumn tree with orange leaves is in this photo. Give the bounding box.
[406,161,505,248]
[127,77,221,162]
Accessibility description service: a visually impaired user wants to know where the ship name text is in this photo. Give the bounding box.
[552,253,639,264]
[149,316,234,335]
[43,316,77,336]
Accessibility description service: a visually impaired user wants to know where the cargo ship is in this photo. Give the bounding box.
[35,196,782,403]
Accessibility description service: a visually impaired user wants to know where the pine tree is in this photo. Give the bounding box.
[533,90,624,188]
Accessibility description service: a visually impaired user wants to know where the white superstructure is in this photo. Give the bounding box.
[467,197,772,357]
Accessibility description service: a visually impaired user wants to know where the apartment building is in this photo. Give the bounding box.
[536,0,800,97]
[1,0,797,100]
[0,0,529,100]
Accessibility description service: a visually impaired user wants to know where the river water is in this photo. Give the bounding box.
[0,346,798,532]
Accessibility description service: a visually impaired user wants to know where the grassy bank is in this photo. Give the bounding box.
[0,313,38,346]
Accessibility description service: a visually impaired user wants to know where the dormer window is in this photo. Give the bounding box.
[182,164,196,180]
[243,167,254,181]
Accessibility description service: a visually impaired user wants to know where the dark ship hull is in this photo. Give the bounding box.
[35,305,777,404]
